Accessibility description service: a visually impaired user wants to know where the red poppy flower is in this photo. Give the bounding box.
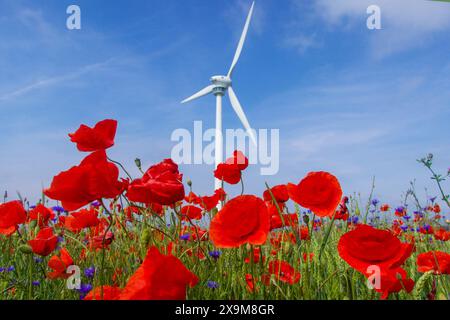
[214,150,248,185]
[0,201,27,235]
[119,246,198,300]
[28,227,58,257]
[196,189,227,211]
[225,150,249,171]
[65,208,100,233]
[48,248,74,279]
[434,228,449,241]
[127,159,185,206]
[263,185,289,204]
[214,163,241,185]
[417,251,450,275]
[432,204,441,214]
[335,196,349,221]
[29,204,55,228]
[84,286,122,300]
[269,212,298,231]
[338,224,413,273]
[338,224,414,299]
[69,119,117,152]
[380,204,390,212]
[244,247,265,264]
[209,195,270,248]
[287,171,342,217]
[181,205,203,221]
[299,225,310,240]
[268,260,301,285]
[374,268,415,299]
[44,151,125,211]
[245,274,257,293]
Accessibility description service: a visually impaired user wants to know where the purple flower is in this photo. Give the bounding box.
[180,234,190,241]
[424,224,431,231]
[400,225,408,232]
[84,267,96,279]
[207,281,219,289]
[52,206,65,213]
[0,267,5,273]
[33,257,43,264]
[209,251,222,260]
[371,199,379,206]
[429,196,437,203]
[32,281,40,286]
[403,215,411,221]
[351,216,359,224]
[29,205,36,209]
[91,201,101,208]
[7,266,14,272]
[78,283,93,299]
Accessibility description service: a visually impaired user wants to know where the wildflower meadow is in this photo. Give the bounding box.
[0,119,449,301]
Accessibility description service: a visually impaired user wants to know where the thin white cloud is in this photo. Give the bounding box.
[0,59,114,102]
[314,0,450,58]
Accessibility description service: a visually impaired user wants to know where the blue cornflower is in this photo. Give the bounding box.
[207,281,219,289]
[403,215,411,221]
[400,225,409,232]
[32,281,40,286]
[29,205,36,209]
[371,199,379,206]
[429,196,437,203]
[209,251,222,260]
[351,216,359,224]
[84,267,96,279]
[33,257,43,263]
[0,267,5,273]
[91,201,101,208]
[424,224,431,231]
[78,283,93,299]
[7,266,15,272]
[52,206,65,213]
[180,234,190,241]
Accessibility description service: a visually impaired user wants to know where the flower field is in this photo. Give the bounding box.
[0,119,449,300]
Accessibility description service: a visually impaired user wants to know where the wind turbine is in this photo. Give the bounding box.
[181,1,257,191]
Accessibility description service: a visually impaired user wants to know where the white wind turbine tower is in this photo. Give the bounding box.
[181,1,257,191]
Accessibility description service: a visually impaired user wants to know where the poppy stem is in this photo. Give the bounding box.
[318,212,336,261]
[107,157,133,180]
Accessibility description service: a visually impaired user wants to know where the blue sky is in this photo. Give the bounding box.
[1,0,450,207]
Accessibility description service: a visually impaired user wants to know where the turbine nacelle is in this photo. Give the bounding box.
[210,75,232,88]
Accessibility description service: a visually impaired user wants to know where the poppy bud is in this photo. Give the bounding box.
[134,158,142,171]
[140,228,151,247]
[18,244,33,254]
[303,214,310,225]
[187,179,192,187]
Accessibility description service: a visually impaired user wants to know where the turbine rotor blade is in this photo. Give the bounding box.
[227,1,255,78]
[228,86,257,146]
[181,85,215,104]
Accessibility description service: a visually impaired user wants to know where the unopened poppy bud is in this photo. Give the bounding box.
[134,158,142,170]
[19,244,33,254]
[303,214,310,224]
[187,179,192,187]
[140,228,151,247]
